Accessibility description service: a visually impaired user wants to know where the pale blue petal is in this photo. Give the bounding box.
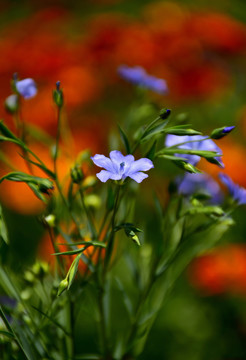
[124,154,135,164]
[219,173,246,205]
[15,78,37,99]
[126,158,154,175]
[128,172,148,183]
[165,135,191,148]
[91,154,114,172]
[109,150,125,164]
[96,170,113,182]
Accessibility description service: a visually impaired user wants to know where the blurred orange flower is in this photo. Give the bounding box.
[189,244,246,296]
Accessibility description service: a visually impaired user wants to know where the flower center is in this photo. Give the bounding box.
[120,162,125,172]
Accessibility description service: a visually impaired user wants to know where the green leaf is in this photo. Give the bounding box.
[184,205,225,217]
[157,148,220,158]
[54,241,106,255]
[67,254,81,290]
[0,205,9,244]
[145,141,156,160]
[163,127,202,136]
[115,277,133,318]
[140,120,168,142]
[58,241,106,247]
[115,223,142,246]
[118,125,130,154]
[0,121,20,141]
[159,154,188,161]
[27,183,47,202]
[170,160,202,174]
[0,171,54,202]
[53,248,85,256]
[18,153,55,179]
[0,330,15,339]
[31,306,70,336]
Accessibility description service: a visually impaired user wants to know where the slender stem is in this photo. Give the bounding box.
[54,107,61,176]
[79,187,98,240]
[97,287,108,356]
[13,97,33,174]
[103,186,121,274]
[47,227,65,277]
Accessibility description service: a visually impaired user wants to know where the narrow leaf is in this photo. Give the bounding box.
[118,125,130,154]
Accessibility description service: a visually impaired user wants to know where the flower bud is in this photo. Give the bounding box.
[53,81,63,108]
[173,160,201,174]
[165,128,201,136]
[38,179,54,194]
[159,108,171,119]
[182,162,201,174]
[5,94,19,114]
[70,165,84,184]
[57,278,69,296]
[44,214,56,227]
[210,126,235,139]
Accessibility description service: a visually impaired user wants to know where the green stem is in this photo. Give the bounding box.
[79,187,98,240]
[97,287,108,356]
[54,107,61,176]
[103,186,121,274]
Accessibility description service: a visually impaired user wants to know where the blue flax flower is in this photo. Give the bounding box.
[15,78,37,99]
[176,173,222,203]
[118,65,168,94]
[165,134,224,167]
[219,173,246,205]
[91,150,154,183]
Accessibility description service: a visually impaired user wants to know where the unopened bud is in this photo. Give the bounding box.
[5,94,19,114]
[57,278,69,296]
[173,160,201,174]
[210,126,235,139]
[70,165,84,184]
[183,162,201,174]
[53,81,63,108]
[159,108,171,119]
[44,214,56,227]
[38,179,54,194]
[165,128,201,136]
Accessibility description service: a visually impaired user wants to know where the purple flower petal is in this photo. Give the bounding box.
[128,172,149,183]
[165,135,223,167]
[177,173,222,203]
[109,150,126,164]
[219,173,246,205]
[91,154,114,172]
[126,158,154,175]
[96,170,121,182]
[92,150,154,183]
[118,64,168,95]
[15,78,37,99]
